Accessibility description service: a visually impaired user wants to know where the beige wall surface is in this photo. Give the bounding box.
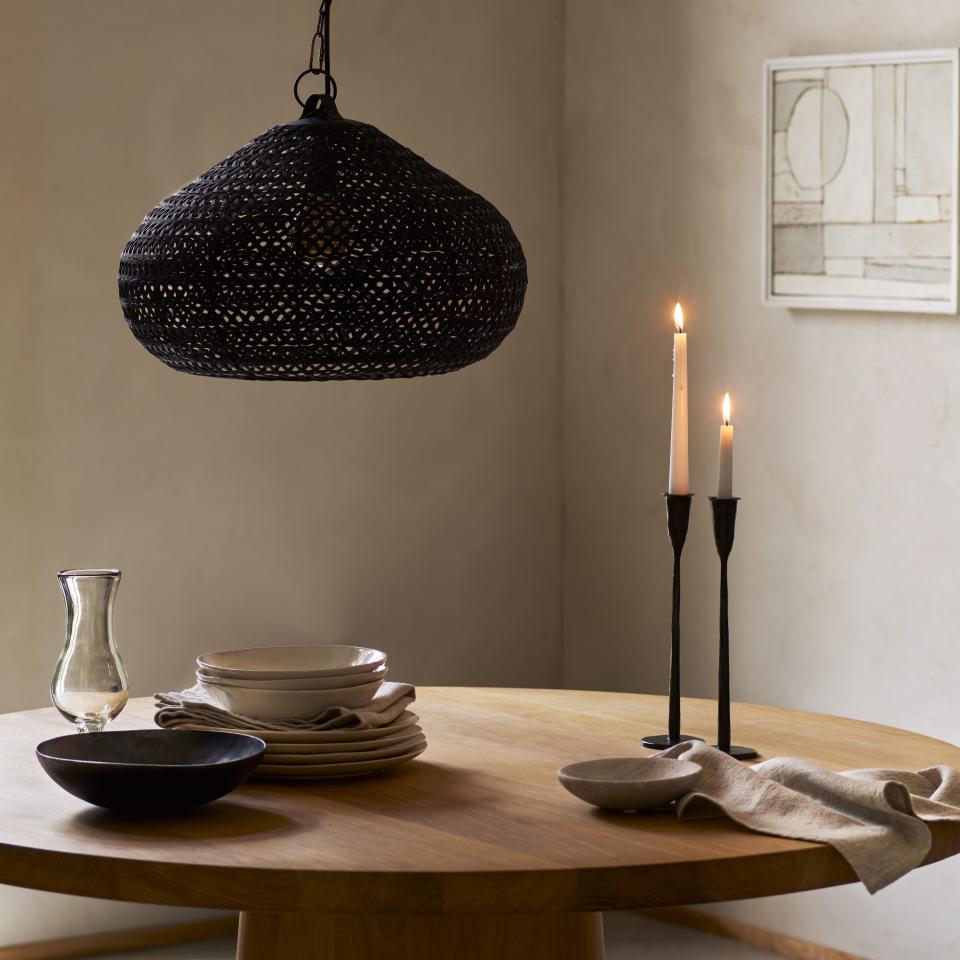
[562,1,960,957]
[0,0,562,942]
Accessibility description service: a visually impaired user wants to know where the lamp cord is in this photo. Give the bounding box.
[294,0,338,107]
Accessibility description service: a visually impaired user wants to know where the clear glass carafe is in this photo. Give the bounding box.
[51,569,128,733]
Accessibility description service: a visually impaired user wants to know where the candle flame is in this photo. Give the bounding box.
[722,392,731,426]
[673,302,684,332]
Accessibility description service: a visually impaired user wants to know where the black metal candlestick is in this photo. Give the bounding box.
[642,493,703,750]
[709,496,757,761]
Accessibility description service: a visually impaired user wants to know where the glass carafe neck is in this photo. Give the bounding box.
[59,569,121,652]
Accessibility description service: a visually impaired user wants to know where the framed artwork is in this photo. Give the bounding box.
[762,49,959,313]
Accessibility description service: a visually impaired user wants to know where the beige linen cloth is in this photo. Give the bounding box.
[661,740,960,893]
[154,681,415,732]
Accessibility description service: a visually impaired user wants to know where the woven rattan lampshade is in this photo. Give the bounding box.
[118,6,526,380]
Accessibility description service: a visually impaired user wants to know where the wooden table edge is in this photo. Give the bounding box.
[1,826,959,914]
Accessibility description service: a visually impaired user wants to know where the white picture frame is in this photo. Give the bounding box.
[762,49,960,314]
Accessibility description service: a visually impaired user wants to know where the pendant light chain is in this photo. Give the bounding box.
[294,0,337,107]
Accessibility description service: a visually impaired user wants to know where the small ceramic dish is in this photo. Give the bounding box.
[198,675,383,719]
[557,756,702,811]
[36,729,265,813]
[197,644,386,681]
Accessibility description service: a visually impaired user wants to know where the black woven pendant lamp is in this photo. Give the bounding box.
[118,2,527,381]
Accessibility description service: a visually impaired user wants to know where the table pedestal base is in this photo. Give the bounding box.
[238,910,604,960]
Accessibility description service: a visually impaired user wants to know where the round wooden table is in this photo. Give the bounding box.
[1,688,958,960]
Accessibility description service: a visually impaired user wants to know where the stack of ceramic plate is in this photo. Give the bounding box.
[192,645,425,779]
[245,710,425,780]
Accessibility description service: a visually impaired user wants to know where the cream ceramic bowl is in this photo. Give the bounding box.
[199,676,383,720]
[557,756,702,811]
[197,645,386,681]
[196,665,387,691]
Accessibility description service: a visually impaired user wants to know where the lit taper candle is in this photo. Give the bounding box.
[718,391,733,499]
[668,303,689,495]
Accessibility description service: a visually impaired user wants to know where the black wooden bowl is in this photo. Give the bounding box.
[36,729,266,813]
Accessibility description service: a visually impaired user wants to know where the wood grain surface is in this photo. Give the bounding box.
[237,911,604,960]
[0,689,957,916]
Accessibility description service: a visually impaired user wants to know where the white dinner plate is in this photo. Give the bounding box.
[196,665,387,691]
[261,726,423,755]
[264,734,426,765]
[263,733,426,767]
[198,644,386,681]
[254,743,427,779]
[184,711,420,744]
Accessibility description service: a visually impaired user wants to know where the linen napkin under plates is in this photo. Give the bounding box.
[661,740,960,893]
[155,681,415,732]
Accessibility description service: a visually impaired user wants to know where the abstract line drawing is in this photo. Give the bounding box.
[763,50,959,314]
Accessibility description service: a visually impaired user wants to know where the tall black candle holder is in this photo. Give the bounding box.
[642,493,704,750]
[709,496,757,761]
